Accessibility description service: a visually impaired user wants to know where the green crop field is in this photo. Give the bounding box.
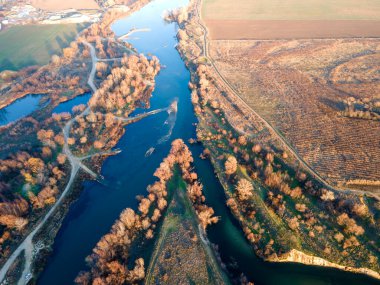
[202,0,380,21]
[0,23,87,71]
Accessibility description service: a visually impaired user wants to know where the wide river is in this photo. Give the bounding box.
[37,0,380,284]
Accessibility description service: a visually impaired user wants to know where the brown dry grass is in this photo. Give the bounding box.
[209,39,380,187]
[31,0,99,11]
[205,20,380,40]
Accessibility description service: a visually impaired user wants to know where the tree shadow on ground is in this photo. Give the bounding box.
[0,59,16,71]
[320,97,345,111]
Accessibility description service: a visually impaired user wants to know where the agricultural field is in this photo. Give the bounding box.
[0,24,86,71]
[30,0,99,11]
[200,0,380,191]
[202,0,380,21]
[209,39,380,190]
[202,0,380,39]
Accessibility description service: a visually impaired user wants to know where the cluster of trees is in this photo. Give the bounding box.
[68,53,160,156]
[220,130,377,261]
[192,64,254,139]
[2,2,141,119]
[82,19,114,41]
[152,139,218,230]
[76,139,218,284]
[341,97,380,121]
[68,110,125,155]
[75,206,146,284]
[163,7,188,24]
[0,137,66,211]
[0,120,69,257]
[0,198,28,231]
[336,213,364,236]
[174,10,202,62]
[89,54,160,115]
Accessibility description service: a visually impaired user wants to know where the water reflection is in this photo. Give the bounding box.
[0,94,44,126]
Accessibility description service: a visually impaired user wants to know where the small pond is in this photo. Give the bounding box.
[0,94,44,126]
[52,93,91,114]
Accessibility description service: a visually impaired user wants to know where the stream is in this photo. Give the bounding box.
[37,0,380,284]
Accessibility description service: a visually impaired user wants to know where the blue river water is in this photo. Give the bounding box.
[37,0,380,284]
[52,93,92,114]
[0,94,44,126]
[0,91,91,127]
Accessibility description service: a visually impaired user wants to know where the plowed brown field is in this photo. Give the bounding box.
[205,20,380,40]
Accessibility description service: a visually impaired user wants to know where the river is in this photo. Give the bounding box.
[37,0,380,284]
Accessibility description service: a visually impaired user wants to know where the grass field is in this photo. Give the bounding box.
[202,0,380,21]
[202,0,380,39]
[0,24,86,71]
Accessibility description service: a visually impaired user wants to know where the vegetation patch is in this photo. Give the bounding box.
[145,171,227,285]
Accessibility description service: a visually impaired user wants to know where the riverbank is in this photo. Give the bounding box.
[275,249,380,280]
[174,0,380,281]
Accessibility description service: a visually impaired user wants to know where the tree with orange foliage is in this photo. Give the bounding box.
[197,205,219,231]
[224,155,237,176]
[235,179,253,201]
[0,215,28,230]
[252,144,262,153]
